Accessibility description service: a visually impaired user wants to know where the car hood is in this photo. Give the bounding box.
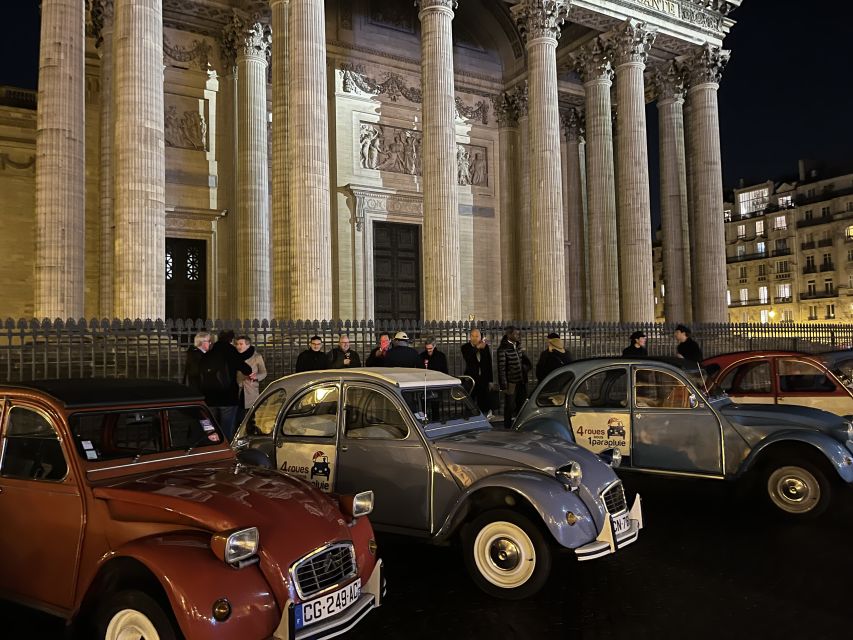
[719,402,846,432]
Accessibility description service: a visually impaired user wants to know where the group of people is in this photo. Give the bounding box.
[295,331,449,373]
[622,324,704,365]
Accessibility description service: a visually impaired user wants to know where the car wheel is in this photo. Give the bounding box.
[462,509,552,600]
[763,458,832,519]
[95,590,180,640]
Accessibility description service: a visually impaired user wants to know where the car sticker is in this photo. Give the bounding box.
[200,419,215,432]
[85,449,98,460]
[571,412,632,455]
[81,440,94,450]
[277,443,336,493]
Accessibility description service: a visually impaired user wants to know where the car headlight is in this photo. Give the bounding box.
[339,490,374,519]
[556,462,583,489]
[211,527,259,565]
[599,448,622,468]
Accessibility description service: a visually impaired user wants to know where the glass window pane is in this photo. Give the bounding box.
[536,371,575,407]
[777,359,836,392]
[346,387,408,440]
[634,370,692,409]
[731,362,772,393]
[282,385,338,437]
[572,369,627,409]
[1,407,68,481]
[167,407,223,449]
[69,410,163,462]
[246,389,287,435]
[402,385,479,426]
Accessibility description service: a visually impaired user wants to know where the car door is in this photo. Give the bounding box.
[567,366,633,460]
[0,402,84,610]
[776,357,853,415]
[716,359,775,405]
[272,384,340,492]
[630,367,723,476]
[334,384,431,533]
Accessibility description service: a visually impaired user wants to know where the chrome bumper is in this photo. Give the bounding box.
[575,494,643,562]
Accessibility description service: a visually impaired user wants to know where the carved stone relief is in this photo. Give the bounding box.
[0,152,36,173]
[165,104,208,151]
[369,0,416,34]
[163,33,212,71]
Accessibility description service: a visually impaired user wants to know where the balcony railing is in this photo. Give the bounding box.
[820,262,836,272]
[801,241,816,250]
[774,272,791,280]
[797,215,833,229]
[728,298,767,308]
[800,290,837,300]
[772,248,791,257]
[727,251,768,263]
[774,296,793,304]
[818,238,834,247]
[802,265,818,274]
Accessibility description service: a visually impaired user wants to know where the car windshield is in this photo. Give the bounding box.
[68,405,225,463]
[401,385,489,438]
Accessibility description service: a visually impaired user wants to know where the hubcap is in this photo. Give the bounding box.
[768,466,820,514]
[105,609,161,640]
[473,521,536,589]
[489,537,521,571]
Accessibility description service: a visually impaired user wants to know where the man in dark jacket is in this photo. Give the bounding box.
[461,328,494,417]
[296,335,329,372]
[328,334,362,368]
[496,327,531,426]
[366,333,392,366]
[536,332,572,381]
[183,330,211,393]
[200,330,253,441]
[419,336,448,373]
[384,331,423,368]
[622,330,648,357]
[674,324,703,365]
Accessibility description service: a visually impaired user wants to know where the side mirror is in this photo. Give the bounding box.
[689,393,699,409]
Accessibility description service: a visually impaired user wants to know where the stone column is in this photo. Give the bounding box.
[687,44,730,323]
[416,0,461,321]
[288,0,332,320]
[270,0,291,319]
[683,94,698,321]
[93,0,115,319]
[224,15,271,320]
[512,0,569,321]
[654,60,692,323]
[573,38,619,321]
[613,20,656,322]
[564,108,585,322]
[515,83,533,318]
[494,92,520,320]
[112,0,165,320]
[35,0,86,319]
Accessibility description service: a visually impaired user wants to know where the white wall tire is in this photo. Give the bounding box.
[763,459,832,519]
[463,509,552,600]
[105,609,161,640]
[95,590,180,640]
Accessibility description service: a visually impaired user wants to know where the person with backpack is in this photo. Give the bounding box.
[200,330,253,441]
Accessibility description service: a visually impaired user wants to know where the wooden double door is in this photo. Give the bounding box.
[373,222,421,321]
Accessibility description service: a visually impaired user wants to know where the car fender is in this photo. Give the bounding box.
[514,415,574,442]
[434,471,599,550]
[738,431,853,483]
[110,534,280,640]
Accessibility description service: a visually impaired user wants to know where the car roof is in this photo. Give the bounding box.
[273,367,461,389]
[0,379,204,409]
[570,356,702,371]
[703,350,816,365]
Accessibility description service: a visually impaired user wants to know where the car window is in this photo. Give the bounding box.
[727,362,772,394]
[245,388,287,435]
[70,410,163,462]
[536,370,575,407]
[167,407,223,448]
[346,387,408,440]
[281,385,338,438]
[572,368,627,409]
[635,369,694,409]
[402,385,480,427]
[777,359,836,393]
[1,406,68,481]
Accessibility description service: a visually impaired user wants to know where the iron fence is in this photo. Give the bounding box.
[1,318,852,386]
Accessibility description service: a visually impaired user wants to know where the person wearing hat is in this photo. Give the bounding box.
[536,332,572,381]
[384,331,423,368]
[623,331,648,357]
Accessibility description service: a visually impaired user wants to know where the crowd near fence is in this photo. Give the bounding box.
[1,318,852,386]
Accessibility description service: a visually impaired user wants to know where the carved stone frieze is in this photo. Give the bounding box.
[344,186,424,231]
[0,152,36,173]
[455,96,490,125]
[686,43,730,86]
[571,37,614,84]
[163,34,212,71]
[511,0,570,43]
[610,19,657,66]
[165,105,208,151]
[372,0,417,32]
[653,59,687,102]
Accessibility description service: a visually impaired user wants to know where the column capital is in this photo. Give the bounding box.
[415,0,458,17]
[610,19,656,67]
[654,60,687,104]
[222,12,271,67]
[91,0,114,48]
[511,81,529,118]
[562,107,584,141]
[511,0,570,45]
[687,43,730,87]
[571,37,614,84]
[492,92,518,128]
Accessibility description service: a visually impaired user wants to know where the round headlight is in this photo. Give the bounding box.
[557,461,583,489]
[611,448,623,468]
[846,421,853,441]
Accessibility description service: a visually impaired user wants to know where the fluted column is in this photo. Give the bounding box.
[270,0,291,319]
[224,15,271,320]
[289,0,332,319]
[573,38,619,321]
[655,60,692,323]
[512,0,568,321]
[93,0,115,319]
[683,94,698,320]
[564,108,585,322]
[416,0,461,320]
[113,0,165,320]
[35,0,86,319]
[687,44,730,323]
[494,92,520,320]
[515,84,533,317]
[613,20,656,322]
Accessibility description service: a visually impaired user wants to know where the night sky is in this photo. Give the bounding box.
[1,1,850,197]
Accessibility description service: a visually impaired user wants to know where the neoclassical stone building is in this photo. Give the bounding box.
[1,0,741,322]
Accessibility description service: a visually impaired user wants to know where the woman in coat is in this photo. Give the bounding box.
[235,335,266,419]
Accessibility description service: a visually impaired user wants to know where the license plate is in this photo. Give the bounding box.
[296,579,361,629]
[612,512,630,536]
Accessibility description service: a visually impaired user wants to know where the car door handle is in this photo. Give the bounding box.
[634,413,642,419]
[340,445,348,452]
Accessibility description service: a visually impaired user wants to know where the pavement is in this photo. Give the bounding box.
[2,474,851,639]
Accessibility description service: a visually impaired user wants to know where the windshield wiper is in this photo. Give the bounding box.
[131,446,160,463]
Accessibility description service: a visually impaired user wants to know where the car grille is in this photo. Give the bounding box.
[601,481,627,515]
[292,543,357,599]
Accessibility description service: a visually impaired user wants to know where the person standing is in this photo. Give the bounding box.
[535,332,572,382]
[295,335,329,373]
[420,336,448,374]
[201,330,253,442]
[674,324,703,365]
[461,328,493,416]
[366,332,392,366]
[183,331,211,393]
[384,331,423,368]
[328,334,362,369]
[497,327,531,426]
[623,331,648,357]
[235,335,267,423]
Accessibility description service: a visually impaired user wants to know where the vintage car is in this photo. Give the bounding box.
[233,368,643,600]
[513,358,853,518]
[0,379,383,640]
[704,351,853,416]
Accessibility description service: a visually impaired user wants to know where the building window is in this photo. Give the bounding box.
[737,187,769,215]
[760,309,770,323]
[759,286,769,304]
[806,255,816,269]
[826,303,836,319]
[660,283,665,297]
[821,206,831,217]
[825,278,834,294]
[776,283,791,299]
[724,209,732,221]
[726,290,731,306]
[776,260,789,273]
[739,266,747,279]
[755,220,765,236]
[806,188,816,198]
[808,304,818,320]
[822,253,832,266]
[756,241,766,254]
[782,309,793,322]
[808,281,816,296]
[847,202,853,212]
[165,250,173,281]
[846,225,853,240]
[736,224,746,239]
[804,209,813,221]
[777,196,792,209]
[737,245,745,257]
[758,264,767,277]
[739,288,749,304]
[849,274,853,289]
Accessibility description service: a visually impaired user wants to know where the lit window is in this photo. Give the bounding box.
[737,245,745,257]
[755,220,765,235]
[736,224,746,239]
[777,196,792,209]
[774,215,787,230]
[777,283,791,299]
[760,310,770,323]
[827,303,836,319]
[727,290,731,306]
[740,288,749,304]
[165,250,173,281]
[846,225,853,239]
[759,286,769,304]
[756,241,766,254]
